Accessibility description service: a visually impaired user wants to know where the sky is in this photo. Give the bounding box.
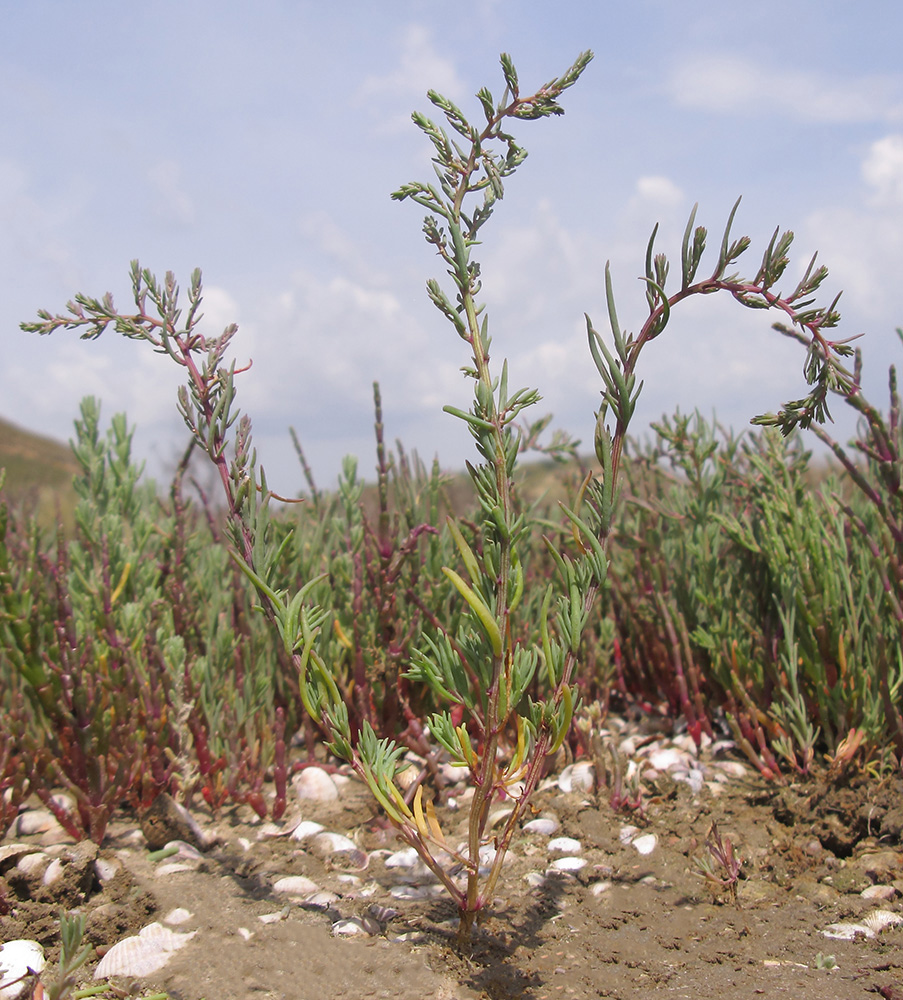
[2,0,902,492]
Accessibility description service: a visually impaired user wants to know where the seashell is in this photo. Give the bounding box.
[367,904,398,922]
[524,872,547,888]
[41,858,65,887]
[557,761,595,794]
[256,822,284,839]
[523,816,560,836]
[336,874,362,889]
[862,909,903,933]
[310,832,357,857]
[258,910,289,924]
[94,857,121,883]
[489,807,514,830]
[94,923,196,979]
[293,767,339,803]
[237,837,253,851]
[714,761,748,779]
[9,811,63,838]
[591,880,613,895]
[0,940,45,1000]
[619,825,640,845]
[646,748,683,771]
[390,884,444,900]
[632,834,658,856]
[237,928,253,942]
[861,885,896,900]
[300,890,340,910]
[273,875,319,896]
[822,921,873,940]
[331,918,366,937]
[164,840,204,860]
[385,847,419,869]
[155,862,198,877]
[15,852,49,876]
[548,836,582,854]
[619,736,638,757]
[289,820,325,842]
[163,908,193,926]
[549,856,587,872]
[0,844,40,868]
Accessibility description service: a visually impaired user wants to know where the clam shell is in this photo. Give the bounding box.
[862,909,903,933]
[861,885,896,901]
[94,923,196,979]
[523,816,560,836]
[310,831,357,857]
[632,834,658,856]
[549,856,587,872]
[293,767,339,802]
[273,875,319,896]
[0,844,40,868]
[332,918,368,937]
[385,847,419,869]
[548,836,582,854]
[163,908,193,925]
[0,940,45,999]
[289,820,325,842]
[557,761,595,794]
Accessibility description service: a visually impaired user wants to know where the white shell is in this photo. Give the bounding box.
[289,820,325,842]
[9,811,62,837]
[549,856,587,872]
[273,875,319,896]
[0,845,40,866]
[822,922,872,940]
[163,908,193,925]
[591,880,613,895]
[385,847,419,869]
[861,885,897,900]
[548,836,582,854]
[632,834,658,856]
[647,748,683,770]
[523,816,560,836]
[293,767,339,802]
[524,872,547,888]
[15,853,49,876]
[94,857,121,882]
[155,862,197,876]
[557,761,595,794]
[310,831,357,856]
[619,825,640,845]
[0,940,45,999]
[863,909,903,933]
[332,918,368,936]
[94,923,196,979]
[41,858,65,886]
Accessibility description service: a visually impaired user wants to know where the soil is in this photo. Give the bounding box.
[2,757,903,1000]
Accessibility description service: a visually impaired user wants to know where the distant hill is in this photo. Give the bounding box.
[0,415,79,527]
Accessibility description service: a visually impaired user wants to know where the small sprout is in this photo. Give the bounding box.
[696,821,741,904]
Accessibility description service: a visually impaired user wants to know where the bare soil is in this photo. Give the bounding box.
[3,760,903,1000]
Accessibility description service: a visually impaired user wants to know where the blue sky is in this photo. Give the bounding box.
[2,1,902,489]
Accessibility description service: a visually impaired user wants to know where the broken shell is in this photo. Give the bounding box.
[619,825,640,845]
[0,940,45,1000]
[646,748,683,770]
[367,904,399,922]
[14,852,49,876]
[273,875,319,896]
[549,856,587,872]
[822,910,902,940]
[293,767,339,802]
[163,908,193,925]
[94,923,196,979]
[557,761,595,794]
[632,834,658,856]
[524,872,547,888]
[523,816,560,836]
[548,836,582,854]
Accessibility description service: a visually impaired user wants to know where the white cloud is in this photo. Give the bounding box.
[862,134,903,206]
[634,176,684,209]
[669,54,903,123]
